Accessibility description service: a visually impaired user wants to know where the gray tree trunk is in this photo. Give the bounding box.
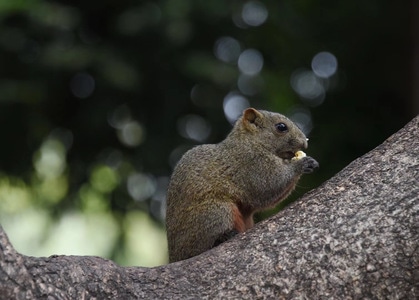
[1,116,418,300]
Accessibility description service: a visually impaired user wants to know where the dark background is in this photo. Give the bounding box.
[0,0,416,266]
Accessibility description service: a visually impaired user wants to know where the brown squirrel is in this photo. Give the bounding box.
[166,108,319,262]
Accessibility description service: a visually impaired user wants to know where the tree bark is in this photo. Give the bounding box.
[1,116,418,300]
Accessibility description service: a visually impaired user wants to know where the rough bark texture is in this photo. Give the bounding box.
[1,116,418,300]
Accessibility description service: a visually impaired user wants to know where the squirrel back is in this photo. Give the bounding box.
[166,108,319,262]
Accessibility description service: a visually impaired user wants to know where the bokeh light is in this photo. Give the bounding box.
[0,177,31,214]
[238,49,264,75]
[36,175,68,204]
[241,1,268,27]
[79,184,109,212]
[121,211,167,266]
[41,211,119,257]
[118,121,145,147]
[223,92,250,123]
[177,114,211,142]
[1,209,51,256]
[90,164,119,194]
[2,209,120,260]
[214,36,242,64]
[288,107,313,136]
[33,139,67,180]
[127,173,156,202]
[108,105,146,147]
[290,69,325,106]
[311,51,338,78]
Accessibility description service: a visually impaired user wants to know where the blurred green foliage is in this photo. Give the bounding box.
[0,0,413,266]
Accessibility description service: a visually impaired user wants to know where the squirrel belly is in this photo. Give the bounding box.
[166,108,319,262]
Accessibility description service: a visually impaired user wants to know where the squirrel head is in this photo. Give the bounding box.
[231,108,308,160]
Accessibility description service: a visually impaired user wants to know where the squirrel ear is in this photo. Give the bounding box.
[242,108,263,131]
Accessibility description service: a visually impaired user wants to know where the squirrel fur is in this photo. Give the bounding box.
[166,108,319,262]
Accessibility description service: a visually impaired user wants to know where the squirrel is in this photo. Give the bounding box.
[165,108,319,262]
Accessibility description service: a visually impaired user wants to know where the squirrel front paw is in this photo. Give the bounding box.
[301,156,319,174]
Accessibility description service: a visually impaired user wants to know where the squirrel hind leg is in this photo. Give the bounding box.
[213,203,249,247]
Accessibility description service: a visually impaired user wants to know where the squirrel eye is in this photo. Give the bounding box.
[275,122,288,132]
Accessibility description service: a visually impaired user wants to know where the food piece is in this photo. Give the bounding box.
[291,150,306,161]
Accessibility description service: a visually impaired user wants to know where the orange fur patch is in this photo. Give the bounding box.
[231,204,246,233]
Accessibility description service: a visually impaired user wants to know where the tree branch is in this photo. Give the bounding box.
[1,116,418,299]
